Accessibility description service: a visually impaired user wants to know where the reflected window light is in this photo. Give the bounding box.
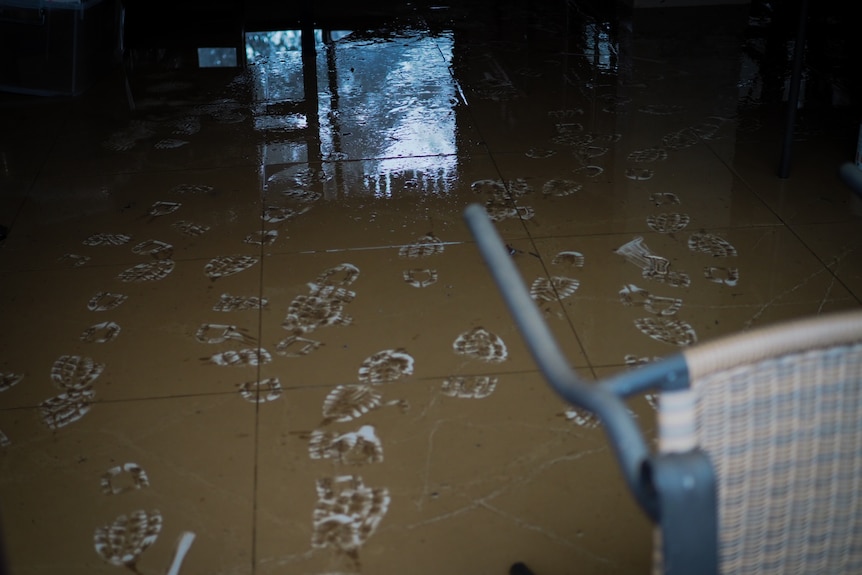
[246,30,310,102]
[246,30,306,63]
[584,23,617,73]
[319,33,458,196]
[245,28,350,64]
[254,28,458,197]
[197,47,239,68]
[253,114,307,131]
[328,30,353,42]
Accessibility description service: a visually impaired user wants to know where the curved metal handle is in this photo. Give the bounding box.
[463,203,664,519]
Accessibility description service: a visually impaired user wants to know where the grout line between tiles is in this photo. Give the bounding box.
[250,187,268,575]
[714,145,862,307]
[480,149,599,381]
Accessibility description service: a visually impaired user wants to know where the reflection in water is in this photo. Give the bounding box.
[249,29,458,198]
[197,47,239,68]
[582,22,617,73]
[246,30,307,102]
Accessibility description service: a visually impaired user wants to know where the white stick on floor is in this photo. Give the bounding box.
[165,531,196,575]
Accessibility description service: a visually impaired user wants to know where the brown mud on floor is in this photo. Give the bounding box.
[1,0,860,573]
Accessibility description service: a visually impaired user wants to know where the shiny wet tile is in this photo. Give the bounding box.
[258,154,535,254]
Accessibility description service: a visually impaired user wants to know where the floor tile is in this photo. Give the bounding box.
[793,219,862,301]
[490,144,781,239]
[254,374,653,575]
[0,258,264,404]
[0,394,255,574]
[729,135,860,225]
[0,165,264,272]
[528,227,859,368]
[43,113,263,177]
[258,153,532,255]
[257,243,589,390]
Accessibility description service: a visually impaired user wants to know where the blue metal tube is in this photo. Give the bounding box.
[463,203,670,520]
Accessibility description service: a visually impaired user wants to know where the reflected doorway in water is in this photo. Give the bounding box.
[250,28,460,199]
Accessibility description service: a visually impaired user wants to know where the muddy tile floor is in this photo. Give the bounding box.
[1,1,861,574]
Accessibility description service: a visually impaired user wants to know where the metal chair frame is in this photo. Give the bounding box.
[464,202,862,575]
